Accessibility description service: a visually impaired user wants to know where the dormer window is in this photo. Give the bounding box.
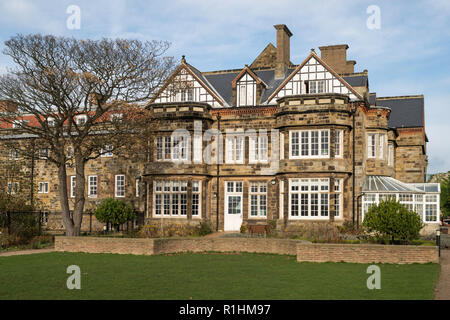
[76,115,87,125]
[306,80,325,94]
[237,74,256,107]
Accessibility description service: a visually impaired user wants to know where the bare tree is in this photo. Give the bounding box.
[0,34,174,236]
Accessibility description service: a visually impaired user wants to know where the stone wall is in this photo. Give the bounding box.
[296,243,438,264]
[55,236,439,264]
[55,236,155,255]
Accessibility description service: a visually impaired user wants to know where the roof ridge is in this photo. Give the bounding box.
[377,95,424,100]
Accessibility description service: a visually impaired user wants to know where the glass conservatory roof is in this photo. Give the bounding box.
[362,176,424,193]
[407,183,440,193]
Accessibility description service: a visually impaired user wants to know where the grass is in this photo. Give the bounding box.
[0,252,440,300]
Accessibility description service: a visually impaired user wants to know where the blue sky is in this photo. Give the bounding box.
[0,0,449,173]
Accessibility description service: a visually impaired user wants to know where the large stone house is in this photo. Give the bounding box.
[0,24,440,234]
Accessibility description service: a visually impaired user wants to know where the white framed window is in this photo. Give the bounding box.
[88,175,98,198]
[425,195,438,222]
[334,130,343,158]
[367,134,376,158]
[156,136,189,161]
[7,182,19,194]
[38,182,49,194]
[280,132,285,160]
[334,179,342,217]
[290,130,329,159]
[249,182,267,218]
[249,135,268,163]
[236,74,256,107]
[135,179,140,198]
[307,80,325,94]
[9,149,19,160]
[172,135,188,161]
[179,88,193,102]
[39,148,49,159]
[153,180,190,217]
[115,175,125,198]
[225,135,244,164]
[70,176,76,198]
[192,181,201,218]
[362,192,439,223]
[378,134,385,159]
[367,133,386,159]
[75,115,87,125]
[193,134,202,163]
[289,178,330,219]
[100,145,113,157]
[388,144,394,167]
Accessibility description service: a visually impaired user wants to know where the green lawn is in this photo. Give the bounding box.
[0,252,440,300]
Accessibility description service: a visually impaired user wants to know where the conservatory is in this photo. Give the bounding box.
[361,176,440,224]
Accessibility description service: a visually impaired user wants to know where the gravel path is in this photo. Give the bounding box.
[435,250,450,300]
[0,248,54,257]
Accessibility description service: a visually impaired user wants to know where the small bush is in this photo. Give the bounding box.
[94,198,136,231]
[197,221,213,236]
[362,199,424,243]
[240,224,247,234]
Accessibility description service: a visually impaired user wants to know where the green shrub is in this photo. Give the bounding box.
[94,198,136,231]
[197,221,213,236]
[362,199,424,243]
[240,224,247,234]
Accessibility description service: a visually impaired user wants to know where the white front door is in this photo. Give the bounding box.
[224,181,243,231]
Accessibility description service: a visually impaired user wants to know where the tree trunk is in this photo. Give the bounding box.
[72,155,86,237]
[57,163,75,236]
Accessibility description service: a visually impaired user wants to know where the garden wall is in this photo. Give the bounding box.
[54,237,439,264]
[296,243,439,264]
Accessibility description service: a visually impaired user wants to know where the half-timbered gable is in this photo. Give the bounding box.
[266,52,362,104]
[150,61,224,108]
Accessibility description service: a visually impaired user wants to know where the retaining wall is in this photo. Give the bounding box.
[54,236,439,264]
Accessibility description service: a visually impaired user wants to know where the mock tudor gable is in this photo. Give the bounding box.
[150,61,224,107]
[267,51,363,104]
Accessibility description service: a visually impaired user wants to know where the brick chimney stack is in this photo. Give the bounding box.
[318,44,356,74]
[274,24,293,79]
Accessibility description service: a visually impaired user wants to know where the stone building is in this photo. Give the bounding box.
[0,24,440,234]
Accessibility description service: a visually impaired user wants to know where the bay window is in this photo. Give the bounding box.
[154,180,201,218]
[290,130,329,159]
[289,178,336,219]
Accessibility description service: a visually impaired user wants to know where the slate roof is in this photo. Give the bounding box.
[376,96,424,128]
[204,68,296,106]
[342,75,368,87]
[184,59,424,130]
